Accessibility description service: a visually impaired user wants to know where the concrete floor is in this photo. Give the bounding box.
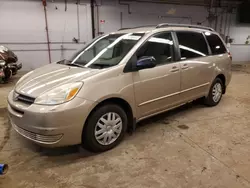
[1,67,250,188]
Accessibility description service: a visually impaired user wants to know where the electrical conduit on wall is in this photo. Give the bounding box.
[42,0,52,64]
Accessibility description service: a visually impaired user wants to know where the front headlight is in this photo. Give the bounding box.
[0,60,6,66]
[34,82,83,105]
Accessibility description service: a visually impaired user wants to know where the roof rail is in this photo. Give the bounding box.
[133,25,156,29]
[156,23,214,31]
[118,27,131,31]
[118,25,155,31]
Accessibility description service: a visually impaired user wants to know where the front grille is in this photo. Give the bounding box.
[15,93,35,105]
[12,123,63,144]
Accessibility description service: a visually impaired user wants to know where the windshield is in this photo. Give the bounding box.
[66,33,144,69]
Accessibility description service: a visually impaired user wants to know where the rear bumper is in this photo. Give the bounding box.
[227,70,232,86]
[8,90,96,147]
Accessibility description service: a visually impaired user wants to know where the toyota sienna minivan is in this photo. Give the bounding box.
[8,24,232,152]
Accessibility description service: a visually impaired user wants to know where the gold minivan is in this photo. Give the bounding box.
[8,24,232,152]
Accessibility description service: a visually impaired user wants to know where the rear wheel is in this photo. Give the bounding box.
[204,78,223,106]
[82,104,127,152]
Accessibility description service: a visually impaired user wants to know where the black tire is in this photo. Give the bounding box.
[82,103,127,152]
[12,69,17,75]
[2,68,12,83]
[204,78,223,107]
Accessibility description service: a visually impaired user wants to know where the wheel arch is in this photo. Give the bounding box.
[215,74,226,94]
[82,97,135,139]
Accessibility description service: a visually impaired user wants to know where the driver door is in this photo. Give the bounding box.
[132,32,181,118]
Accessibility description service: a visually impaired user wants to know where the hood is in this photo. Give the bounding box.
[15,63,100,98]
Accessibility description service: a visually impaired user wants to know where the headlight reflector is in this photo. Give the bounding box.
[34,82,83,105]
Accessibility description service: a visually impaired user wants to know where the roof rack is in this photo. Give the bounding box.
[156,23,214,31]
[118,24,215,32]
[118,27,131,31]
[118,25,155,31]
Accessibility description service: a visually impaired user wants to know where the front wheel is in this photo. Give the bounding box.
[204,78,223,106]
[82,104,127,152]
[2,68,12,83]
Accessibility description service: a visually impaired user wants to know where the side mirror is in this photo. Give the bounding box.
[136,56,156,70]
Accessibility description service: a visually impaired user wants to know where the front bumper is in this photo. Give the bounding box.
[8,62,22,70]
[8,90,96,147]
[17,62,22,70]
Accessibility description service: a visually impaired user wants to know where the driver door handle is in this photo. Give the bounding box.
[170,66,179,73]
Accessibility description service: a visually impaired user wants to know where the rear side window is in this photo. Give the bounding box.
[176,31,209,60]
[205,33,227,55]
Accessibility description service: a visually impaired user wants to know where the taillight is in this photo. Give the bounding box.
[228,52,232,60]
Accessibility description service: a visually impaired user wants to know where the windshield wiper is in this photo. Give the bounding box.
[65,63,85,68]
[90,63,113,68]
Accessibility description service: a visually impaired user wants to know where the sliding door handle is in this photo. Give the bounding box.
[182,63,189,70]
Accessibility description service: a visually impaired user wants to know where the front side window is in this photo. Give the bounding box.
[204,32,227,55]
[66,33,144,69]
[176,31,209,60]
[136,32,174,65]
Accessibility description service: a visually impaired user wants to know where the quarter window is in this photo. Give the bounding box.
[176,31,209,60]
[204,32,227,55]
[136,32,174,65]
